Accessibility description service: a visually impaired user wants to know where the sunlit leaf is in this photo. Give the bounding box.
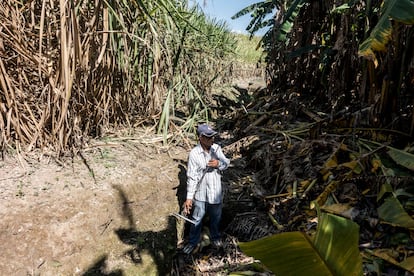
[325,155,338,169]
[314,213,362,276]
[371,159,382,173]
[239,232,332,275]
[341,160,363,174]
[331,3,351,14]
[399,256,414,272]
[239,213,362,275]
[277,0,307,42]
[358,16,392,66]
[358,0,414,66]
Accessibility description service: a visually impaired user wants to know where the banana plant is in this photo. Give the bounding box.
[358,0,414,67]
[240,139,414,275]
[231,0,282,36]
[274,0,307,43]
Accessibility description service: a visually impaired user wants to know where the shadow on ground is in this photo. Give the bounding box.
[82,255,123,276]
[82,185,178,275]
[174,160,188,214]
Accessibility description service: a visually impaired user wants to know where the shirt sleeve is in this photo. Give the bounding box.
[186,150,198,200]
[214,145,230,171]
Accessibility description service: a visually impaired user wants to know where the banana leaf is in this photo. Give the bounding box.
[389,0,414,24]
[239,213,362,275]
[276,0,307,42]
[378,196,414,229]
[369,249,414,273]
[358,9,392,66]
[358,0,414,66]
[231,0,279,35]
[314,213,362,275]
[331,3,351,14]
[377,182,393,202]
[386,146,414,171]
[399,256,414,272]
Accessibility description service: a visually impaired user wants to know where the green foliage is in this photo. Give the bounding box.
[231,0,279,56]
[275,0,307,43]
[156,4,238,141]
[358,0,414,66]
[387,145,414,171]
[239,212,362,275]
[231,0,279,36]
[233,34,263,63]
[231,0,308,57]
[378,197,414,229]
[0,0,242,152]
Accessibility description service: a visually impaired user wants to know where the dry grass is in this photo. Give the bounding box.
[0,0,239,155]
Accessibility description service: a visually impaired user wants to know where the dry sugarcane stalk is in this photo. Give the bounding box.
[243,114,268,134]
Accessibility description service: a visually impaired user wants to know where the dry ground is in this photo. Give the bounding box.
[0,78,267,276]
[0,129,189,275]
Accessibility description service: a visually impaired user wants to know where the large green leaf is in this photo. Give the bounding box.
[389,0,414,24]
[358,0,414,65]
[231,2,262,19]
[314,213,362,276]
[377,182,394,202]
[231,0,280,35]
[386,146,414,171]
[239,213,362,275]
[239,232,332,275]
[276,0,307,42]
[378,196,414,229]
[358,2,393,66]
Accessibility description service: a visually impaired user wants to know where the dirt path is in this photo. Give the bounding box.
[0,132,188,275]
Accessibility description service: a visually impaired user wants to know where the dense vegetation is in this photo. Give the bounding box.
[2,0,414,274]
[226,1,414,275]
[236,0,414,137]
[0,0,246,155]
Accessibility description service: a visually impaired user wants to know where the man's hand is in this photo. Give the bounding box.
[208,159,219,168]
[183,199,193,215]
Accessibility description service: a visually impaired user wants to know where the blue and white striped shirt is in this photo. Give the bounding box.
[186,143,230,204]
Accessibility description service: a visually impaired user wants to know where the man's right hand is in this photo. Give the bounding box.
[183,199,193,215]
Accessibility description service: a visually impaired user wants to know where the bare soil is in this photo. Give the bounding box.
[0,129,189,275]
[0,78,268,276]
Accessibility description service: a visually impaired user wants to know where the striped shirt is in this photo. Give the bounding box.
[186,143,230,204]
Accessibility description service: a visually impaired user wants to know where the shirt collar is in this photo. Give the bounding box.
[196,143,216,154]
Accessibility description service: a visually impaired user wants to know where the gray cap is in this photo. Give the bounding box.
[197,124,217,137]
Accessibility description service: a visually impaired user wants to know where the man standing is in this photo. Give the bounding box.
[183,124,230,254]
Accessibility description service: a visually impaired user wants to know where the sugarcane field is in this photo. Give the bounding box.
[1,0,414,275]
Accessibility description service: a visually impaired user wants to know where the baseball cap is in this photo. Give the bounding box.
[197,124,218,137]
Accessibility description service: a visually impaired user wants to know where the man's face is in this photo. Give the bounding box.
[200,135,214,149]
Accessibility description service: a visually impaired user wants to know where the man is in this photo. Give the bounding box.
[182,123,230,254]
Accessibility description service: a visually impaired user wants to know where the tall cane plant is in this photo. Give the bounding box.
[0,0,236,154]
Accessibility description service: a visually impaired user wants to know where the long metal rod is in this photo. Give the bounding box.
[172,212,197,225]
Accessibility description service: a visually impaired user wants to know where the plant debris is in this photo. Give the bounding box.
[172,83,414,275]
